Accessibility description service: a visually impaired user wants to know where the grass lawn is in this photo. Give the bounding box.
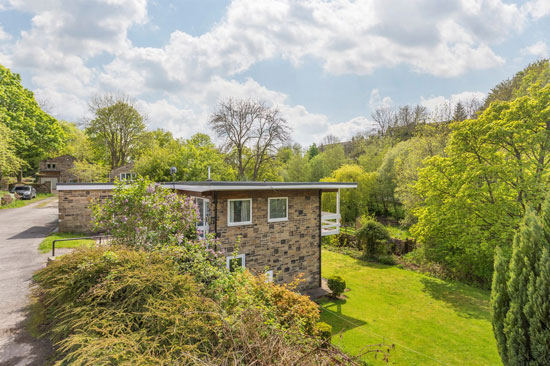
[320,249,501,366]
[39,232,96,253]
[0,193,54,209]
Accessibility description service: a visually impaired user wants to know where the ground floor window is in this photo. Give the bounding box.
[268,197,288,222]
[265,270,274,282]
[226,254,245,272]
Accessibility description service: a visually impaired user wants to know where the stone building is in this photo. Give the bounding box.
[37,154,77,190]
[56,181,356,290]
[109,162,136,181]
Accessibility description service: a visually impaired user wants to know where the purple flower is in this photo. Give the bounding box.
[146,185,155,194]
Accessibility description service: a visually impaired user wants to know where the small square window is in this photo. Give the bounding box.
[226,254,245,272]
[52,163,56,169]
[268,197,288,222]
[47,163,51,169]
[228,199,252,226]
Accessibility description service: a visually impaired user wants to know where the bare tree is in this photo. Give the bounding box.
[321,134,340,146]
[210,99,290,180]
[86,94,146,170]
[371,107,397,136]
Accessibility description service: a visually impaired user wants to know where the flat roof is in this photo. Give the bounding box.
[56,181,357,192]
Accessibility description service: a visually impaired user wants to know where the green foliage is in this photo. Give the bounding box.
[327,275,346,298]
[307,143,320,160]
[0,121,24,178]
[322,164,378,224]
[135,133,235,181]
[33,246,356,365]
[0,64,65,169]
[483,59,550,110]
[92,177,200,249]
[86,95,146,170]
[316,322,332,343]
[309,144,348,181]
[356,220,390,259]
[413,85,550,286]
[491,198,550,366]
[69,160,109,182]
[56,121,95,162]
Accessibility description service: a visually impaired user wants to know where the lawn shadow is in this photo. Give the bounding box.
[318,298,368,335]
[420,277,491,320]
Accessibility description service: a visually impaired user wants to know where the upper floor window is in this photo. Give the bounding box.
[119,173,136,180]
[228,198,252,226]
[268,197,288,222]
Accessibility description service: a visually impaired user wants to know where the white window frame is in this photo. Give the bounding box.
[226,254,246,271]
[268,197,288,223]
[227,198,253,226]
[265,270,274,283]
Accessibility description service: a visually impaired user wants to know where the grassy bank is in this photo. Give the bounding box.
[0,193,53,209]
[38,232,96,253]
[320,249,500,365]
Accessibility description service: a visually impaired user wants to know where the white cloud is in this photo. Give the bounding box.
[521,41,548,58]
[369,89,393,110]
[0,25,11,40]
[522,0,550,20]
[420,90,486,112]
[0,0,543,147]
[325,117,378,142]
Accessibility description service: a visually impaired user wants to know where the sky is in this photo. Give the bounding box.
[0,0,549,146]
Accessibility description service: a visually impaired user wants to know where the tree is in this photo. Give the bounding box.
[86,95,146,170]
[356,220,390,259]
[135,133,235,182]
[210,98,290,180]
[413,85,550,286]
[452,102,467,121]
[0,122,24,181]
[57,121,95,162]
[491,197,550,366]
[306,143,319,160]
[0,64,65,172]
[69,161,109,182]
[321,164,378,224]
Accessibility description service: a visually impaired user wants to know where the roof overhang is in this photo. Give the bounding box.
[56,181,358,192]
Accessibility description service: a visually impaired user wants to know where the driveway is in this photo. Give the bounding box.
[0,197,58,366]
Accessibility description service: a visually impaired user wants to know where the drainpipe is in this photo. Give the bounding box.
[213,192,219,238]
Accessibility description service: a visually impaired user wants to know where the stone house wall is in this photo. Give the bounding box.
[212,189,321,290]
[58,189,112,233]
[39,155,77,184]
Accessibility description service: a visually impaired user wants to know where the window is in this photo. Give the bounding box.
[226,254,245,272]
[228,199,252,226]
[52,163,56,169]
[268,197,288,222]
[119,173,136,180]
[46,163,51,169]
[265,270,274,283]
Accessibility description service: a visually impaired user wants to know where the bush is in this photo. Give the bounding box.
[356,220,390,259]
[33,247,360,365]
[377,254,396,265]
[316,322,332,344]
[327,275,346,298]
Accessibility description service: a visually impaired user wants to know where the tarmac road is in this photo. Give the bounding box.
[0,197,58,366]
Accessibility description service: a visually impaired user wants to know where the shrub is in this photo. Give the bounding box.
[356,220,390,259]
[327,275,346,298]
[33,247,361,365]
[316,322,333,344]
[92,177,200,249]
[377,254,396,265]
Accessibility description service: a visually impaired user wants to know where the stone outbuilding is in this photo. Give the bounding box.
[56,181,356,290]
[109,162,136,181]
[37,154,77,190]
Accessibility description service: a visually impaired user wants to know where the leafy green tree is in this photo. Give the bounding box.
[86,95,146,170]
[0,64,65,171]
[356,220,390,259]
[308,144,348,181]
[57,121,95,162]
[69,161,109,182]
[321,164,378,224]
[452,102,467,121]
[306,143,319,160]
[0,122,24,180]
[491,198,550,366]
[413,85,550,285]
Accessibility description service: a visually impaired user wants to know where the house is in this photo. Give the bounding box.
[56,181,356,290]
[37,155,77,190]
[109,162,136,181]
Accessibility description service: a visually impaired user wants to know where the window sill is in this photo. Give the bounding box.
[227,221,253,227]
[268,218,288,223]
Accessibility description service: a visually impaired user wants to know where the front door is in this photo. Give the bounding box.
[196,198,210,239]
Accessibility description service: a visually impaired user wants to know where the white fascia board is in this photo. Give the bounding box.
[57,184,115,191]
[57,183,358,192]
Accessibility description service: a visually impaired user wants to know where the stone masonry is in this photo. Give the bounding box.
[58,189,112,233]
[38,155,77,184]
[212,189,321,290]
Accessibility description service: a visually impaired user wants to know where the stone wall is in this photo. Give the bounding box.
[213,189,321,290]
[58,189,112,233]
[39,155,77,184]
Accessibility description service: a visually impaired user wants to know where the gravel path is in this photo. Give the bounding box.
[0,197,58,366]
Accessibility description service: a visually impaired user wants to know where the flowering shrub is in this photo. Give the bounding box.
[92,177,200,249]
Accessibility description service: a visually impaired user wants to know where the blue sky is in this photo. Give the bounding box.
[0,0,549,145]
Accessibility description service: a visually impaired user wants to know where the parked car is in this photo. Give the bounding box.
[11,186,37,200]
